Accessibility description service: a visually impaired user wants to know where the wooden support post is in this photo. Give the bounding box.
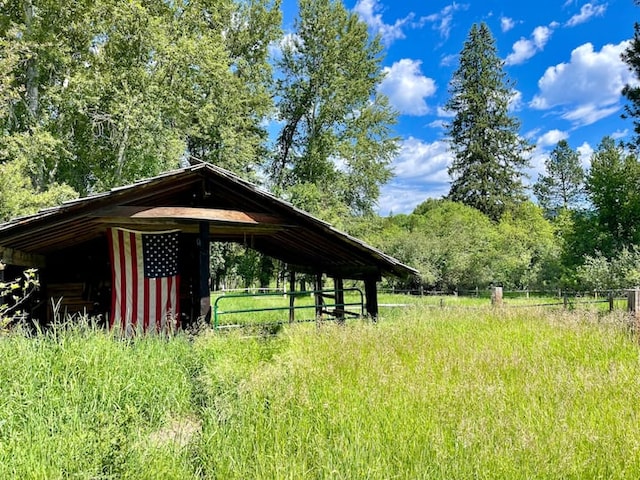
[289,270,295,324]
[334,277,345,324]
[491,286,503,307]
[364,277,378,321]
[0,262,4,309]
[314,273,323,323]
[198,222,211,322]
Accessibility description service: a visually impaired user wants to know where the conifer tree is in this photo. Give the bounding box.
[621,2,640,148]
[445,22,531,221]
[533,140,585,216]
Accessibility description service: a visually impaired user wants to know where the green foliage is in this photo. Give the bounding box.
[492,202,560,289]
[0,268,39,328]
[577,247,640,290]
[3,310,640,477]
[0,158,76,222]
[210,243,277,290]
[533,139,585,216]
[445,23,532,221]
[0,0,281,195]
[0,324,198,478]
[371,200,560,290]
[621,14,640,148]
[272,0,398,216]
[585,137,640,256]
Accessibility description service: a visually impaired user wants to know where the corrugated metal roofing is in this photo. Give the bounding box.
[0,163,418,280]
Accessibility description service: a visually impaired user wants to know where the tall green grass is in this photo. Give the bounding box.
[2,309,640,478]
[197,309,640,479]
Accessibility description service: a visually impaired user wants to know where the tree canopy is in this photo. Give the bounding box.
[621,5,640,149]
[271,0,398,216]
[445,22,531,221]
[0,0,281,196]
[533,140,585,217]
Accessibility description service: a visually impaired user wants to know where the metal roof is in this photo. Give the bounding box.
[0,163,418,280]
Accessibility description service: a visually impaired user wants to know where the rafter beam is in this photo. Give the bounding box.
[92,206,290,227]
[0,246,46,267]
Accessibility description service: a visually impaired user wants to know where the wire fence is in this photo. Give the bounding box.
[377,287,633,313]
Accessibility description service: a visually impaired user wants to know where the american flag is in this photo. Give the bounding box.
[108,227,180,334]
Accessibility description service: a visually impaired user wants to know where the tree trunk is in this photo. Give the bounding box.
[115,125,130,183]
[23,0,39,122]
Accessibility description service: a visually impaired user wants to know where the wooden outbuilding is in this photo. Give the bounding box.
[0,163,417,327]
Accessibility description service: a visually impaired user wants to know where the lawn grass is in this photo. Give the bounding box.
[1,307,640,478]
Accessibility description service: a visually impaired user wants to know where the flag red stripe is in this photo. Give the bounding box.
[129,230,139,330]
[108,227,180,335]
[118,229,127,330]
[156,277,163,330]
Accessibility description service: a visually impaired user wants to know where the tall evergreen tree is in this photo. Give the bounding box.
[444,22,531,221]
[533,140,585,216]
[271,0,398,217]
[621,1,640,148]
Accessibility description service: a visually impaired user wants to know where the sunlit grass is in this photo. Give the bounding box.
[1,307,640,478]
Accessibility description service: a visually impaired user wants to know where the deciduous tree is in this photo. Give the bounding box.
[0,0,281,196]
[271,0,398,216]
[586,136,640,255]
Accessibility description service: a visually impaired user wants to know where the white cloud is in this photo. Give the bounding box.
[379,59,437,116]
[436,106,455,118]
[500,16,515,32]
[537,129,568,147]
[560,104,620,125]
[269,33,301,59]
[392,137,452,182]
[508,90,523,112]
[611,129,629,140]
[566,2,607,27]
[505,25,555,65]
[378,184,448,216]
[576,141,594,169]
[379,137,453,214]
[439,53,458,67]
[353,0,413,45]
[530,41,636,126]
[422,3,470,40]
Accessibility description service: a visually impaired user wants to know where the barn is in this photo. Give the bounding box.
[0,162,417,329]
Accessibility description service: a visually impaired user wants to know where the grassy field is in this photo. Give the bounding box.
[212,289,626,327]
[2,305,640,478]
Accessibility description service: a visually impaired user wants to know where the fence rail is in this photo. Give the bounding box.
[212,288,364,329]
[378,286,640,315]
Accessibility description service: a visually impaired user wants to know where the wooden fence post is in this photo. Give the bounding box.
[627,288,640,320]
[609,292,614,312]
[627,289,640,342]
[491,286,503,307]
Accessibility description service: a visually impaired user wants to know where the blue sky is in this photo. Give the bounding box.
[278,0,639,215]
